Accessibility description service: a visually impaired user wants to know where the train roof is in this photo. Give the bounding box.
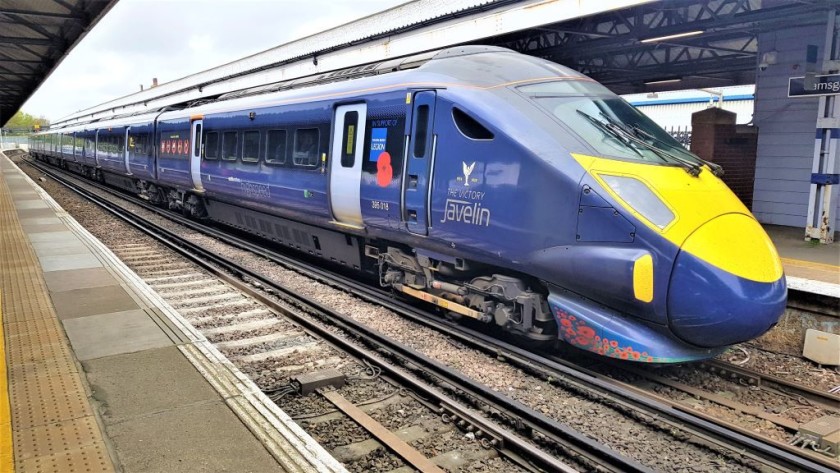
[155,46,586,121]
[40,47,588,132]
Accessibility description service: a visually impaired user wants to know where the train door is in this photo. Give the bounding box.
[124,127,132,174]
[94,130,100,167]
[189,118,204,191]
[329,103,367,226]
[402,91,437,235]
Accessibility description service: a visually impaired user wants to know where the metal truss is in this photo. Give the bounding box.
[0,0,112,124]
[492,0,836,91]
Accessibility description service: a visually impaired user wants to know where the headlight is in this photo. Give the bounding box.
[600,174,675,229]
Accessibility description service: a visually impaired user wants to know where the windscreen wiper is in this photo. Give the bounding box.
[630,125,725,177]
[593,112,703,176]
[576,110,645,158]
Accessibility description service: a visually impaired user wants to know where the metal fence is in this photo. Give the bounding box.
[0,129,30,150]
[665,126,691,149]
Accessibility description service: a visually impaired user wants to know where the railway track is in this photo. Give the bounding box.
[23,156,838,472]
[22,158,645,472]
[116,242,527,472]
[583,355,840,435]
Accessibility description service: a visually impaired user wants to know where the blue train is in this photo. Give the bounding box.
[31,46,787,363]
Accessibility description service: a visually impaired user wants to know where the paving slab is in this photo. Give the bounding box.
[105,401,279,473]
[43,268,120,293]
[14,200,50,210]
[23,223,71,233]
[39,252,103,272]
[766,224,840,266]
[19,217,61,225]
[61,309,172,360]
[50,285,138,320]
[32,242,90,258]
[26,230,76,242]
[16,208,58,219]
[81,346,219,422]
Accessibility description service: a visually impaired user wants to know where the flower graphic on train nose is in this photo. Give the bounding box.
[462,161,475,187]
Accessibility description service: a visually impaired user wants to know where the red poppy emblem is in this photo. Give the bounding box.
[376,152,393,187]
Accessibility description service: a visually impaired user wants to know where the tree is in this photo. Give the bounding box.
[4,111,50,132]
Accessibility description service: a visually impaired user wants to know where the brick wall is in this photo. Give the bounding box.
[690,107,758,210]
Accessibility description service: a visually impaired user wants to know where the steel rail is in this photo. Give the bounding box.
[27,159,653,473]
[703,360,840,411]
[28,158,837,472]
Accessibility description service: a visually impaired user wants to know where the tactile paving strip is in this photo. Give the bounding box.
[0,165,115,473]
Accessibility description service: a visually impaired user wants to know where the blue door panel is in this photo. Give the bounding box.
[403,91,436,235]
[128,123,156,180]
[357,93,407,230]
[157,119,191,188]
[97,127,128,175]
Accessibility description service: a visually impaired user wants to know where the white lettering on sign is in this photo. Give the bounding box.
[814,80,840,92]
[440,199,490,226]
[448,188,485,200]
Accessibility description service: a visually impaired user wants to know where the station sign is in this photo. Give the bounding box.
[788,74,840,98]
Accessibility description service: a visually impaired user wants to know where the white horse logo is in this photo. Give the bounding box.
[462,161,475,187]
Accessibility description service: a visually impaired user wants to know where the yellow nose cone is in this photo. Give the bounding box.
[681,213,784,283]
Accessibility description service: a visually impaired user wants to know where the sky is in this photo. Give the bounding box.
[22,0,406,122]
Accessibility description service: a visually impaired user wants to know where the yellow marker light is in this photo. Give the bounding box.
[633,254,654,302]
[406,92,412,104]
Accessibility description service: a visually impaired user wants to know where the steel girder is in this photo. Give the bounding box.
[490,0,836,92]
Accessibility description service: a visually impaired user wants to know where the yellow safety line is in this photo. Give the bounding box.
[0,294,13,473]
[780,257,840,272]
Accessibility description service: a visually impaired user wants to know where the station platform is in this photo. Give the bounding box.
[0,150,344,472]
[763,224,840,297]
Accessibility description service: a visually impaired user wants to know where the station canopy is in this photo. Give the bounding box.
[490,0,832,94]
[0,0,118,126]
[29,0,839,127]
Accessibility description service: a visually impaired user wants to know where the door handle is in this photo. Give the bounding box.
[408,174,418,189]
[408,209,418,222]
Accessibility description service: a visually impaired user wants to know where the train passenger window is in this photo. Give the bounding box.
[452,108,494,140]
[242,131,260,163]
[293,128,319,167]
[265,129,287,164]
[341,112,358,168]
[413,105,429,157]
[204,132,219,159]
[222,131,238,161]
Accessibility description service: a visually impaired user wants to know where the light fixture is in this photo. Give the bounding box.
[645,78,681,85]
[640,30,704,43]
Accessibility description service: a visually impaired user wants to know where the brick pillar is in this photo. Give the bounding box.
[690,108,758,209]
